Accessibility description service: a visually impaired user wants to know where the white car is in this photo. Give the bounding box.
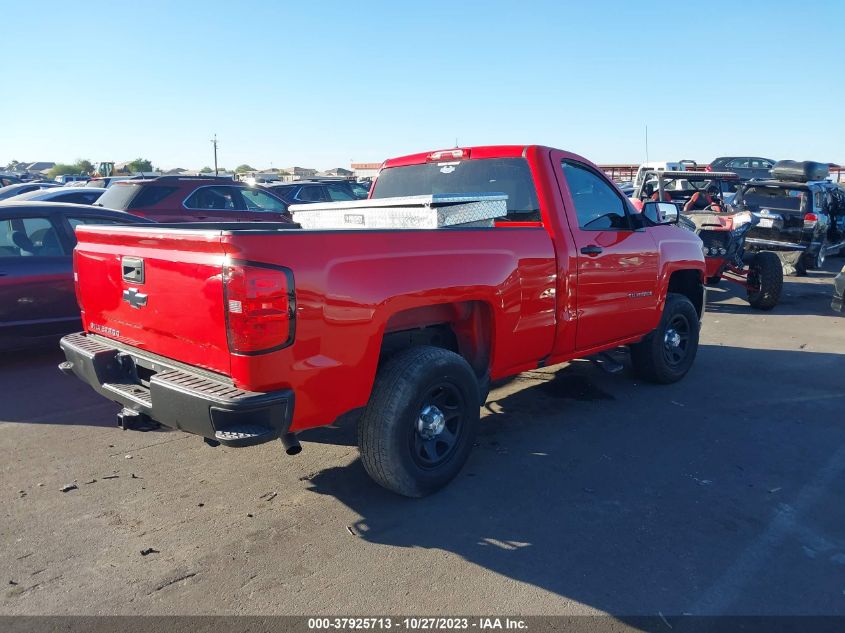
[633,161,687,188]
[5,187,104,206]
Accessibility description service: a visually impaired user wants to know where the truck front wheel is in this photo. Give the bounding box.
[630,293,700,384]
[358,346,480,497]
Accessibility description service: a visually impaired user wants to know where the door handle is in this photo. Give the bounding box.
[580,245,603,256]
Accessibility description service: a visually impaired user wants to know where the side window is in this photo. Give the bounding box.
[729,159,750,169]
[325,183,357,202]
[0,217,65,257]
[240,189,287,212]
[295,185,327,202]
[184,186,240,210]
[62,192,101,204]
[561,161,631,230]
[128,186,176,209]
[271,186,296,202]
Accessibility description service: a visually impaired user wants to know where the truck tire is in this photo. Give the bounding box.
[746,251,783,310]
[358,346,480,497]
[630,293,699,384]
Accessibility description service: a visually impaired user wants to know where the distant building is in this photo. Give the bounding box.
[282,166,318,180]
[318,167,353,178]
[26,161,55,173]
[351,162,381,179]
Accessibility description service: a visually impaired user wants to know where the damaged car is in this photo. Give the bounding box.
[633,170,783,310]
[733,161,845,275]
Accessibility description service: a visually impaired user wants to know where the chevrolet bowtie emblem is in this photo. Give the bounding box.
[123,288,148,309]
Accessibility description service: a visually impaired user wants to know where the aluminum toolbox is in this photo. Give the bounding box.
[290,193,507,229]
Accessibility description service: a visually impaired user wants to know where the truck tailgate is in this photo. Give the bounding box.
[74,225,231,376]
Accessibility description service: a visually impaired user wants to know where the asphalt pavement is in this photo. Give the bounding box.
[2,262,844,617]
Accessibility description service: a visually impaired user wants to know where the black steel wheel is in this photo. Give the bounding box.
[411,382,466,469]
[630,293,700,384]
[747,251,782,310]
[661,313,692,369]
[358,346,480,497]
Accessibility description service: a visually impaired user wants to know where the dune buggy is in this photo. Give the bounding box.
[633,170,784,310]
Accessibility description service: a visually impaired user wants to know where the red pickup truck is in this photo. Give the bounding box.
[59,145,706,497]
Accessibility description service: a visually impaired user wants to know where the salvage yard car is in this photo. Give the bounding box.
[633,170,783,310]
[94,176,291,223]
[707,156,776,180]
[734,160,845,275]
[59,145,706,497]
[268,179,360,204]
[8,186,104,206]
[0,202,152,350]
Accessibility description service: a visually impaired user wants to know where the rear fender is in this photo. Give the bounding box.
[382,301,494,378]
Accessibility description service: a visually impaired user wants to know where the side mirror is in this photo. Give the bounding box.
[643,201,679,225]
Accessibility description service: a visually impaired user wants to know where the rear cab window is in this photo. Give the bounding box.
[371,157,541,222]
[95,184,177,210]
[95,184,142,209]
[738,186,808,212]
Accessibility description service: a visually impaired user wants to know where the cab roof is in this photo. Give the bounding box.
[382,145,538,169]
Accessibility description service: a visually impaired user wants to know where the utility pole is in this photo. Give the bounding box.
[645,125,649,164]
[211,134,219,176]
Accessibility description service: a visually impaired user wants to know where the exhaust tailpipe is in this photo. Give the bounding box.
[281,432,301,456]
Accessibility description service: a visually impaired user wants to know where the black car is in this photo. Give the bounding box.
[734,161,845,274]
[708,156,776,180]
[269,180,360,204]
[0,174,22,187]
[0,202,153,349]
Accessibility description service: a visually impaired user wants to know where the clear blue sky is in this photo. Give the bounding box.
[2,0,843,170]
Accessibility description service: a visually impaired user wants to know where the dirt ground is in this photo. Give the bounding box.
[2,263,844,616]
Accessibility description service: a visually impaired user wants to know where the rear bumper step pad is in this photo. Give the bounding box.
[59,332,294,447]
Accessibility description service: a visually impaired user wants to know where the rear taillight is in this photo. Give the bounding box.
[704,165,712,172]
[804,213,818,226]
[224,262,294,354]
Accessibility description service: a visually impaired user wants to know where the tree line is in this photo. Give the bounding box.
[4,158,155,179]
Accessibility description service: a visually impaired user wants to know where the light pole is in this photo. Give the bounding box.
[211,134,219,176]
